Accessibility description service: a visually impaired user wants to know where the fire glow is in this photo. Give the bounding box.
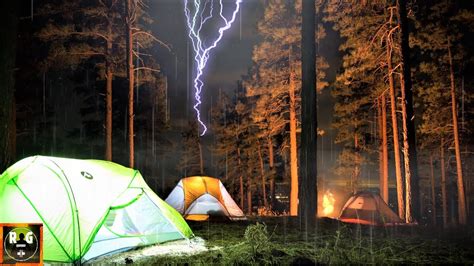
[322,190,336,217]
[184,0,242,136]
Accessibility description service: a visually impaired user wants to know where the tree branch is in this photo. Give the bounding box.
[133,31,172,52]
[68,31,109,42]
[135,66,161,73]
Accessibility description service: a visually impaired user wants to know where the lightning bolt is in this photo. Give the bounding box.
[184,0,242,136]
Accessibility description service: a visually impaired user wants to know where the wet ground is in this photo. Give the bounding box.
[86,237,209,265]
[85,217,474,265]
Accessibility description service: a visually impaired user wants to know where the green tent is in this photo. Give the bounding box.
[0,156,193,263]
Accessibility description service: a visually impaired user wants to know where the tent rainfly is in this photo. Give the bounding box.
[338,191,403,226]
[0,156,193,263]
[165,176,245,221]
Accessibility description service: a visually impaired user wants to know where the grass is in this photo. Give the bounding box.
[135,217,474,265]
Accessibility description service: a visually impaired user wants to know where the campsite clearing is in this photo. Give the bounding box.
[89,217,474,265]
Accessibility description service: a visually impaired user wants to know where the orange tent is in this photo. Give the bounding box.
[165,176,245,221]
[338,191,403,226]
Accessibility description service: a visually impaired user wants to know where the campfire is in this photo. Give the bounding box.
[322,190,336,217]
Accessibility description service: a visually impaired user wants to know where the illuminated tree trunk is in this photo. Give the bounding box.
[125,0,135,168]
[397,0,419,223]
[466,145,471,219]
[378,96,389,202]
[289,68,298,216]
[399,73,413,223]
[378,98,384,197]
[257,141,268,208]
[268,137,275,208]
[382,95,389,202]
[238,147,244,210]
[440,140,448,228]
[387,40,405,220]
[448,39,466,225]
[298,0,318,225]
[429,154,436,225]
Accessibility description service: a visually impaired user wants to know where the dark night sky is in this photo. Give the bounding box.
[150,0,264,124]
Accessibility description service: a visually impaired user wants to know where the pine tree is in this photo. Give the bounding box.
[412,0,474,225]
[37,0,165,165]
[247,0,328,215]
[397,0,419,223]
[37,0,127,161]
[325,1,391,196]
[212,82,261,213]
[299,0,318,226]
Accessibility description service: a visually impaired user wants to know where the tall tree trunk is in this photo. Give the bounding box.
[382,95,389,202]
[387,39,405,220]
[429,154,436,225]
[125,0,135,168]
[399,73,413,223]
[447,39,466,225]
[257,141,268,208]
[440,140,448,228]
[0,0,18,171]
[378,98,384,197]
[105,29,113,161]
[298,0,318,226]
[466,145,471,218]
[267,137,275,208]
[377,93,388,204]
[397,0,420,222]
[238,147,244,210]
[289,65,298,216]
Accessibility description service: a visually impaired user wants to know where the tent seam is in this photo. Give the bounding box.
[12,179,73,261]
[0,156,38,190]
[46,158,82,261]
[79,175,141,260]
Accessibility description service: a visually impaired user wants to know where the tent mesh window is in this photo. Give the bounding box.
[84,193,183,260]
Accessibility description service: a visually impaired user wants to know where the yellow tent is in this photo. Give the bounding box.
[165,176,245,221]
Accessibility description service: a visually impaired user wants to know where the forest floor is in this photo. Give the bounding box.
[88,217,474,265]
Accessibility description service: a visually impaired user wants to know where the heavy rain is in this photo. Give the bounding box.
[0,0,473,264]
